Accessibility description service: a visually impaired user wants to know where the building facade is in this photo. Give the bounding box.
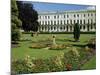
[38,10,96,32]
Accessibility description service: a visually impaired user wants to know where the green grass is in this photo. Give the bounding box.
[81,55,96,70]
[12,34,95,60]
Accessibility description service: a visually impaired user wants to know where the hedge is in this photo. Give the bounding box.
[22,31,96,34]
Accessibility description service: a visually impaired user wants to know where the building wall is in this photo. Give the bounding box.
[38,10,96,32]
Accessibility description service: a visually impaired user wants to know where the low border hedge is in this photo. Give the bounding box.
[22,31,96,34]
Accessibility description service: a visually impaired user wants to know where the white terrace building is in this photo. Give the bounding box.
[38,10,96,32]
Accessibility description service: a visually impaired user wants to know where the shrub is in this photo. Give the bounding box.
[73,23,80,41]
[44,56,64,72]
[63,48,80,70]
[22,31,96,34]
[11,29,21,42]
[11,54,65,74]
[11,59,31,74]
[11,0,22,42]
[32,59,50,73]
[11,55,37,74]
[87,38,96,49]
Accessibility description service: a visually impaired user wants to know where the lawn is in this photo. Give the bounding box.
[81,55,96,70]
[11,34,95,60]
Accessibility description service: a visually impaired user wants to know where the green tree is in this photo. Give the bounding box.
[11,0,22,42]
[73,23,80,41]
[16,1,39,32]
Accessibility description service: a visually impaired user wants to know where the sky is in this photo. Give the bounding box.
[24,1,96,12]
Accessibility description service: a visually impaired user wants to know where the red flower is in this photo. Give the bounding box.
[66,64,72,71]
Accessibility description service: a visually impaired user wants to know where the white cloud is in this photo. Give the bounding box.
[86,6,96,10]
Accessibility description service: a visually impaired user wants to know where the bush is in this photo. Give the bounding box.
[11,0,22,42]
[11,29,21,41]
[63,48,80,70]
[11,56,35,74]
[87,38,96,49]
[12,55,65,74]
[22,31,96,34]
[73,23,80,41]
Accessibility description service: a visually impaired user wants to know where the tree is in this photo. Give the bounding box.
[73,23,80,41]
[16,1,39,32]
[11,0,22,42]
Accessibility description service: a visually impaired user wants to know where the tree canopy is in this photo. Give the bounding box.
[17,1,39,32]
[11,0,22,41]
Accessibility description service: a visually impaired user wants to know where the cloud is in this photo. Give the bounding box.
[86,6,96,10]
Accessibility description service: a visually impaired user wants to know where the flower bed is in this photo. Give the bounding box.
[30,43,46,49]
[49,44,72,50]
[12,44,96,74]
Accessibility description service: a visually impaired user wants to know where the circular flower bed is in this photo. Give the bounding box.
[30,43,46,49]
[49,44,72,50]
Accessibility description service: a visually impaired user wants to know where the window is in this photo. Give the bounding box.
[60,27,62,30]
[51,21,53,25]
[51,26,53,30]
[80,20,82,24]
[84,14,85,17]
[70,26,72,31]
[67,15,69,18]
[91,25,93,29]
[95,13,96,16]
[64,15,66,18]
[54,16,56,19]
[94,23,96,29]
[74,14,76,18]
[61,20,62,25]
[88,19,89,24]
[57,15,59,18]
[88,13,90,16]
[83,25,85,30]
[77,20,79,23]
[42,27,44,30]
[67,26,68,31]
[67,20,69,24]
[45,21,47,25]
[74,20,76,24]
[91,13,93,16]
[91,19,93,24]
[45,16,47,19]
[64,20,66,24]
[77,14,79,17]
[48,16,50,19]
[64,26,65,30]
[70,20,72,24]
[54,21,56,25]
[84,20,85,24]
[54,27,56,30]
[80,25,82,29]
[58,20,59,25]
